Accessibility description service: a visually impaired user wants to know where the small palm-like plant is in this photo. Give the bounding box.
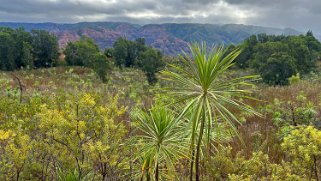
[162,43,260,180]
[131,106,188,181]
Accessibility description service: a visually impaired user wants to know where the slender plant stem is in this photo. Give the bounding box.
[195,101,206,181]
[190,148,195,181]
[155,163,159,181]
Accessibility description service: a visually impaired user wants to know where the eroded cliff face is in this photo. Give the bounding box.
[51,23,191,55]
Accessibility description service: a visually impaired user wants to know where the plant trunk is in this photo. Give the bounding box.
[195,107,206,181]
[155,163,159,181]
[146,171,151,181]
[16,170,20,181]
[102,173,107,181]
[190,148,195,181]
[314,156,319,181]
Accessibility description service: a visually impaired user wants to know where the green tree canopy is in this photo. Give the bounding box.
[233,32,321,85]
[111,37,164,84]
[0,27,59,70]
[64,36,110,82]
[112,37,147,67]
[64,36,100,66]
[31,29,59,68]
[0,32,16,70]
[138,48,165,85]
[259,53,297,85]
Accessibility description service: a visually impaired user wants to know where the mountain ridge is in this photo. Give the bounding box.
[0,22,303,55]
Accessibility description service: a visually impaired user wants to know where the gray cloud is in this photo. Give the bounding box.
[0,0,320,33]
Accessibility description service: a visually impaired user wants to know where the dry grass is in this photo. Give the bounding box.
[229,79,321,162]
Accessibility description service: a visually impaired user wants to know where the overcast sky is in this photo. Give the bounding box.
[0,0,321,33]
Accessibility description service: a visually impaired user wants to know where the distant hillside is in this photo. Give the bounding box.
[0,22,302,55]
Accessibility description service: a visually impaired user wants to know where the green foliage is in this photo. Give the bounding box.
[0,92,128,180]
[259,52,297,85]
[65,36,99,66]
[288,73,300,85]
[281,126,321,180]
[208,146,311,180]
[234,33,321,85]
[13,28,33,68]
[111,37,164,84]
[267,91,317,128]
[104,48,113,58]
[0,27,59,70]
[92,53,110,82]
[20,42,33,68]
[0,31,16,70]
[131,106,187,180]
[236,35,258,68]
[138,48,165,85]
[1,34,321,180]
[162,43,260,180]
[64,37,110,82]
[112,37,146,67]
[0,66,155,179]
[227,151,272,180]
[31,29,59,67]
[0,130,32,180]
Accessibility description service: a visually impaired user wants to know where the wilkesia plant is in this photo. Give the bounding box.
[162,42,261,181]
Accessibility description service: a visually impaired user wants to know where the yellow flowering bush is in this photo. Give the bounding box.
[0,93,128,180]
[281,126,321,179]
[0,130,32,180]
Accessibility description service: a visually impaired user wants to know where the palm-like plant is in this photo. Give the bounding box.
[131,106,188,181]
[162,43,260,180]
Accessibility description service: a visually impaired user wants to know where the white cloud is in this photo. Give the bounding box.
[0,0,320,33]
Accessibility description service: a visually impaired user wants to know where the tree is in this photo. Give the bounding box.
[112,37,147,67]
[0,27,58,70]
[64,36,100,66]
[259,53,297,85]
[235,35,258,68]
[92,53,110,82]
[20,42,33,68]
[12,28,33,68]
[104,48,113,58]
[64,37,110,82]
[286,36,315,74]
[0,32,16,70]
[31,30,59,68]
[112,38,130,67]
[127,38,147,67]
[138,48,165,85]
[112,37,165,84]
[163,43,260,180]
[236,33,321,85]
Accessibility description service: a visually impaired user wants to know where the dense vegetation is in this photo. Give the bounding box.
[0,27,59,70]
[108,37,165,84]
[0,27,165,84]
[64,37,111,82]
[231,31,321,85]
[1,26,321,180]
